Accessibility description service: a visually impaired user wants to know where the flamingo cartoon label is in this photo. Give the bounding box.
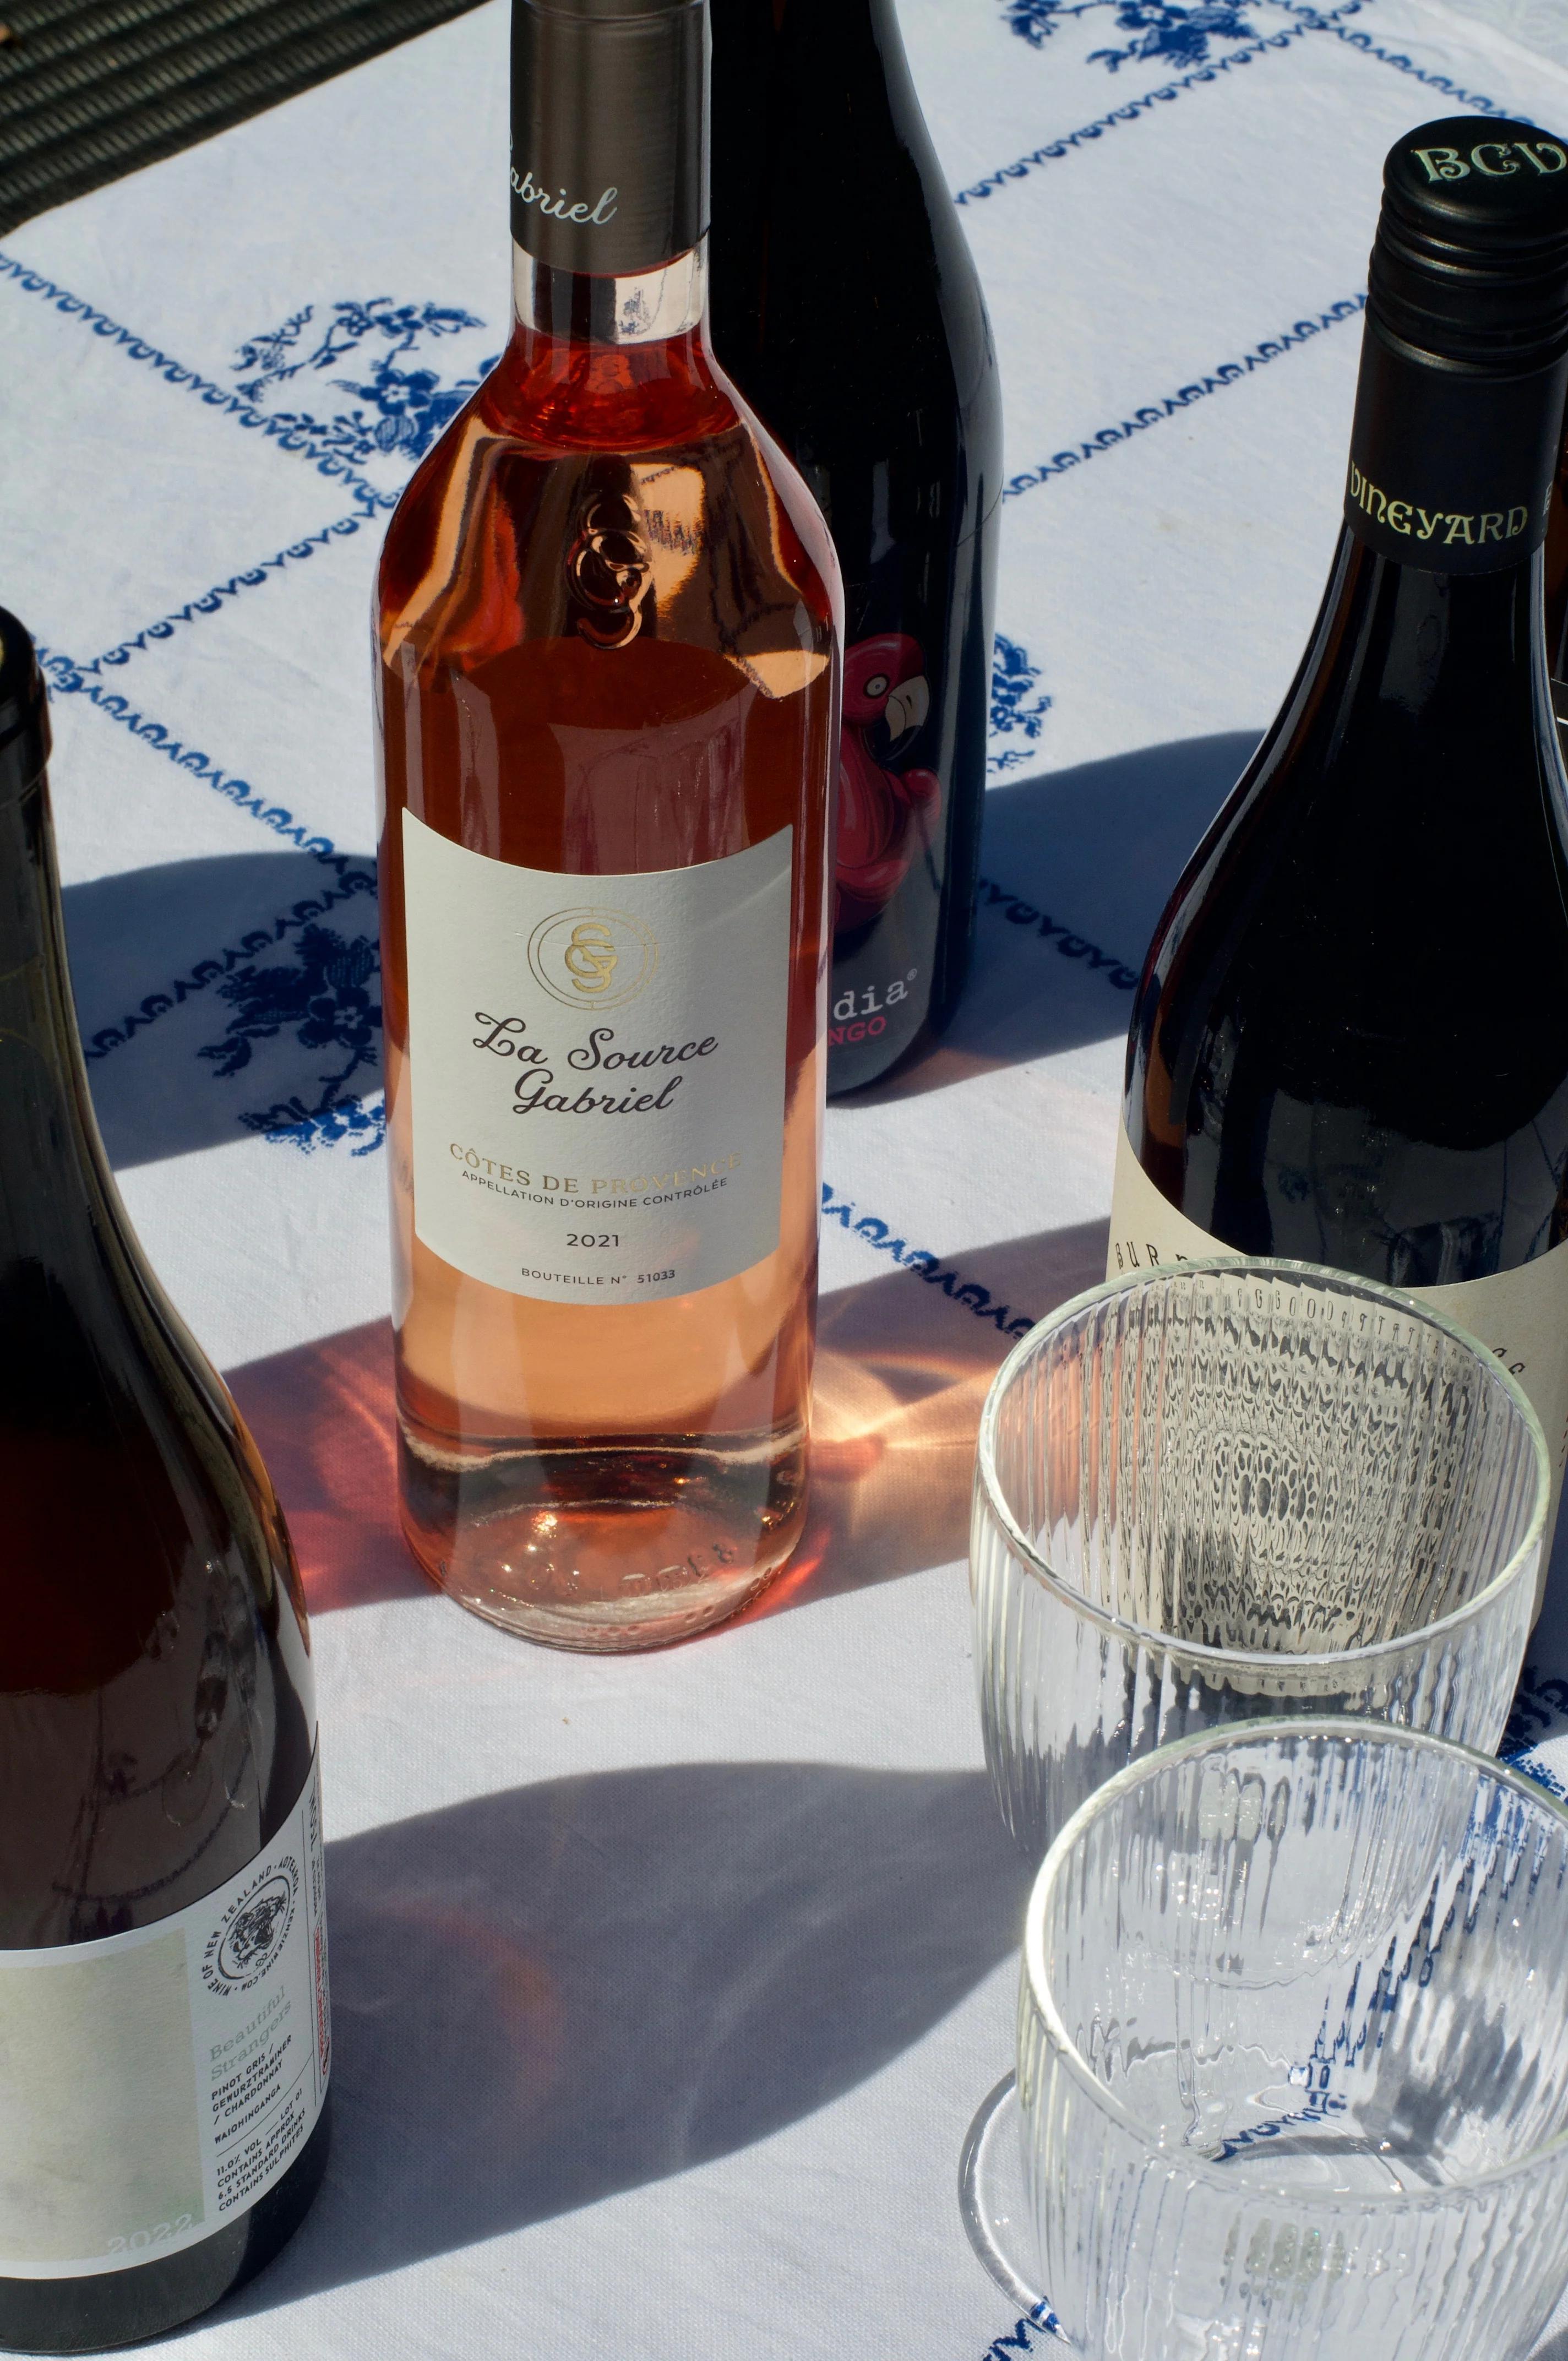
[834,633,941,931]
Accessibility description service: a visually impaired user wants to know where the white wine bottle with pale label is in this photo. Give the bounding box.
[1114,117,1568,1614]
[375,0,839,1649]
[0,614,330,2351]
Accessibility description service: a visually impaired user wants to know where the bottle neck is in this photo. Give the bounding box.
[1344,314,1568,574]
[1320,302,1568,755]
[0,768,108,1233]
[510,239,707,349]
[490,233,728,452]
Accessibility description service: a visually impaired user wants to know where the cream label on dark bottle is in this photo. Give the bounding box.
[1108,1125,1568,1616]
[0,1751,329,2278]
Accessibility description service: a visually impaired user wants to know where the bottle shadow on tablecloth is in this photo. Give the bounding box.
[843,728,1261,1108]
[58,732,1259,1169]
[62,847,381,1169]
[226,1319,431,1614]
[204,1760,1032,2318]
[226,1218,1110,1621]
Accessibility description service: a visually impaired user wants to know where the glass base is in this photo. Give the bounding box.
[412,1516,787,1651]
[958,2073,1059,2332]
[399,1426,805,1650]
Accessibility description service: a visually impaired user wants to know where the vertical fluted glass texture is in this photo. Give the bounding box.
[972,1261,1545,1857]
[1018,1721,1568,2361]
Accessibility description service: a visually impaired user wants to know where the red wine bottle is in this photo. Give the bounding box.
[710,0,1001,1093]
[376,0,839,1650]
[0,614,330,2351]
[1114,118,1568,1609]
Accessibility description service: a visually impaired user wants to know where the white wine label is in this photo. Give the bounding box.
[0,1750,330,2279]
[1108,1124,1568,1616]
[402,813,792,1305]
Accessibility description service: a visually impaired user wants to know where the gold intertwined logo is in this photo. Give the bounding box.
[527,905,658,1010]
[562,921,618,995]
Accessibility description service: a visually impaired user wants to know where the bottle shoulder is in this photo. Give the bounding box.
[1144,722,1568,1077]
[0,1239,315,1939]
[709,0,997,445]
[0,1126,314,1935]
[1129,684,1568,1272]
[720,192,996,453]
[0,746,314,1947]
[378,340,840,688]
[1146,535,1568,999]
[1133,549,1568,1206]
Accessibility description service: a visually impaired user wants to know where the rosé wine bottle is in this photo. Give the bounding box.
[375,0,841,1651]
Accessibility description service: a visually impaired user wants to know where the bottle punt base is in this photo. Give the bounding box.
[398,1423,809,1651]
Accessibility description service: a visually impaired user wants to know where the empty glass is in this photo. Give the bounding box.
[1012,1718,1568,2361]
[972,1259,1547,1858]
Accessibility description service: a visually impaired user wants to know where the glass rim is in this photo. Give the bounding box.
[974,1255,1550,1677]
[1021,1713,1568,2207]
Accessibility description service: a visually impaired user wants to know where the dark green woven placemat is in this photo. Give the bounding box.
[0,0,488,233]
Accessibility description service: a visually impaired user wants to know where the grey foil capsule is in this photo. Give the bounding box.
[510,0,709,277]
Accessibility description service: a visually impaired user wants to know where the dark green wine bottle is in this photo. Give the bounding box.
[1113,119,1568,1612]
[0,612,330,2351]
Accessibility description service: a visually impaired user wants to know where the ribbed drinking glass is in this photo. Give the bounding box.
[1020,1718,1568,2361]
[972,1259,1547,1857]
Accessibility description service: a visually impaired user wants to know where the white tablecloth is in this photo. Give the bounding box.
[6,0,1568,2351]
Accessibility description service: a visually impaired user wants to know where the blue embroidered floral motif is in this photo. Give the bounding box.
[1004,0,1081,45]
[199,923,385,1155]
[234,302,317,388]
[233,296,497,468]
[254,1091,387,1156]
[346,365,469,459]
[1004,0,1257,70]
[989,634,1053,775]
[235,295,480,398]
[1092,2,1257,69]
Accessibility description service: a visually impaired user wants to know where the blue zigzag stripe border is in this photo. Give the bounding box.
[978,878,1139,988]
[35,635,1127,1117]
[36,648,386,1090]
[958,1,1517,210]
[957,7,1350,205]
[1304,8,1528,116]
[81,515,366,678]
[0,255,396,520]
[1002,295,1366,501]
[37,648,353,866]
[1485,1663,1568,1802]
[823,1182,1039,1339]
[1505,1747,1568,1804]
